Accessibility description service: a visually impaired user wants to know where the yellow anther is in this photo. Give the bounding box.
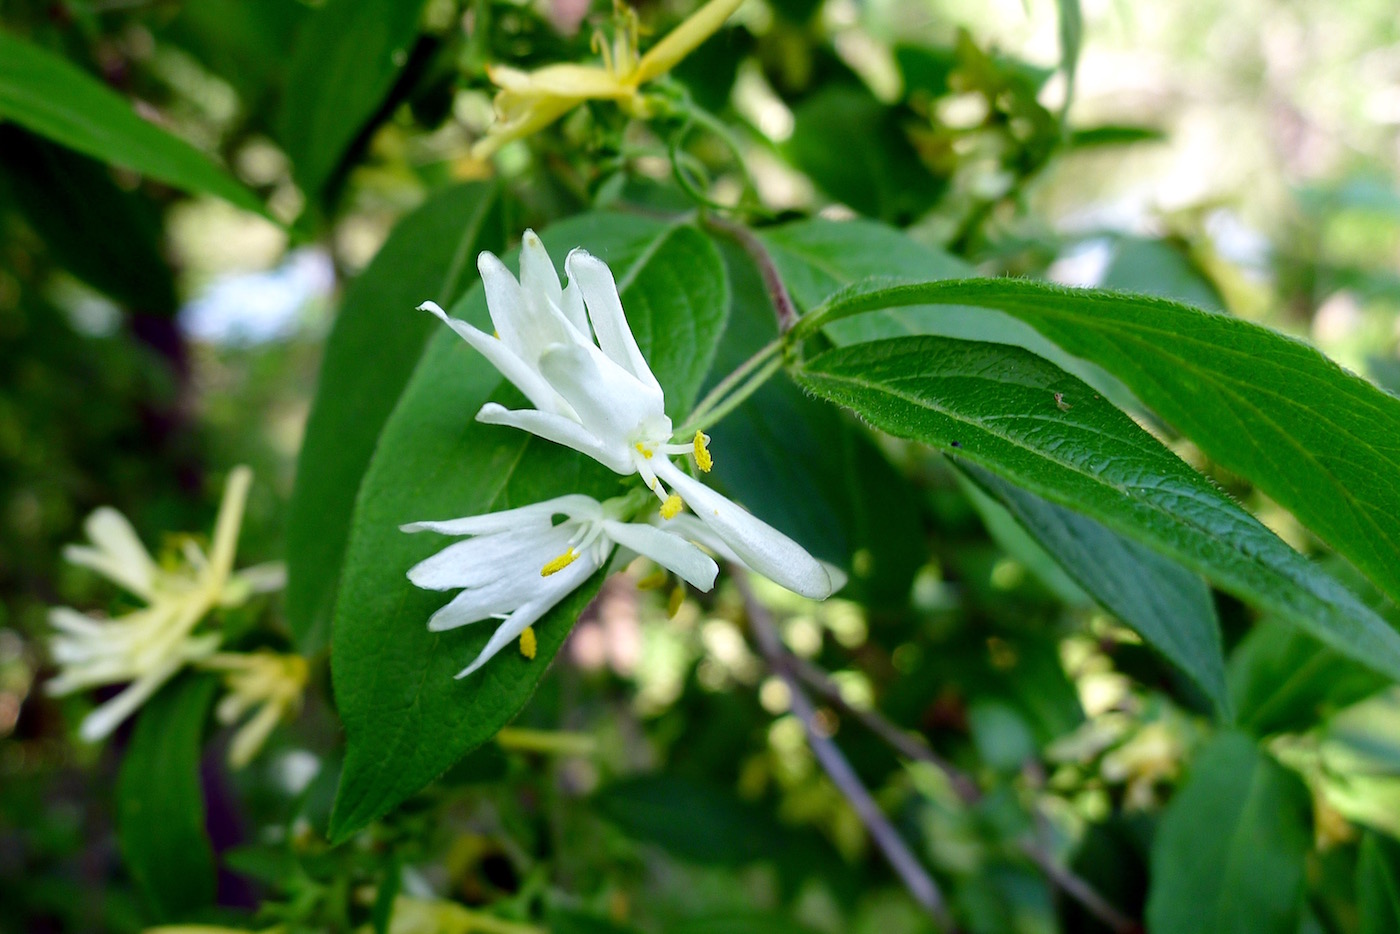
[634,442,654,460]
[540,548,578,577]
[693,431,713,472]
[660,494,684,520]
[519,626,537,660]
[667,585,685,618]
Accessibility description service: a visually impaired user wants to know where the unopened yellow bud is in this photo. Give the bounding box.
[541,548,578,577]
[520,626,537,660]
[693,431,713,472]
[660,494,683,520]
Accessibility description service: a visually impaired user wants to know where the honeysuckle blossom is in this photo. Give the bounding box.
[46,467,283,741]
[419,231,838,600]
[403,492,719,678]
[200,651,308,769]
[472,0,745,159]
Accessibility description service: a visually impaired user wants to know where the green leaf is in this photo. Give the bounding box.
[786,85,943,225]
[286,182,503,652]
[0,128,177,314]
[595,776,794,865]
[1146,732,1309,934]
[328,217,728,841]
[1056,0,1083,103]
[1358,831,1400,934]
[0,33,263,214]
[116,674,218,921]
[792,336,1400,684]
[1102,237,1224,312]
[959,463,1230,718]
[1230,612,1389,738]
[795,276,1400,613]
[761,218,1132,405]
[277,0,428,200]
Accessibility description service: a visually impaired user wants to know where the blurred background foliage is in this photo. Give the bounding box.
[2,0,1400,931]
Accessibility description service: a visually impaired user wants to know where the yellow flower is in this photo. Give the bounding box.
[199,651,308,769]
[46,467,283,742]
[472,0,745,159]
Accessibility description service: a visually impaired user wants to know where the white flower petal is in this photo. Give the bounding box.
[207,466,253,586]
[653,459,835,599]
[79,507,158,597]
[477,402,634,473]
[476,253,531,354]
[565,249,662,393]
[537,342,667,449]
[411,523,574,593]
[660,513,742,564]
[453,551,602,678]
[419,301,568,415]
[518,230,565,315]
[77,658,181,742]
[401,493,603,536]
[559,279,589,336]
[48,606,105,637]
[602,519,718,591]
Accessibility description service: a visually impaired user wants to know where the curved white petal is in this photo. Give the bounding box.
[537,342,667,449]
[559,280,589,336]
[653,459,834,599]
[419,302,567,415]
[518,230,564,314]
[79,507,158,597]
[454,550,603,678]
[602,519,718,591]
[475,253,531,354]
[48,606,106,637]
[476,402,634,473]
[565,249,662,393]
[402,493,604,536]
[410,522,575,592]
[661,513,742,564]
[207,466,253,586]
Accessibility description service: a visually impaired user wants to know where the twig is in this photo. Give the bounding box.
[735,572,958,932]
[702,215,799,333]
[752,593,1141,934]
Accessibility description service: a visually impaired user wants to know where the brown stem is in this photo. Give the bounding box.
[702,214,798,333]
[736,572,958,932]
[747,588,1141,934]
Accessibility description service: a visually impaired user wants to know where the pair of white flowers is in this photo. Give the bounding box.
[47,467,303,766]
[409,231,840,678]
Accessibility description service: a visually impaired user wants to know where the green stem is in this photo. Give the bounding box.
[677,338,783,436]
[677,356,783,437]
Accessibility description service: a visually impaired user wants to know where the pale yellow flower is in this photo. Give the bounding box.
[199,651,308,769]
[473,0,745,158]
[46,467,283,741]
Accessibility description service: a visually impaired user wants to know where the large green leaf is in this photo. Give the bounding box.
[286,182,503,652]
[0,33,263,214]
[1229,620,1389,737]
[792,336,1400,684]
[116,674,218,921]
[277,0,429,200]
[761,218,1135,406]
[1358,832,1400,934]
[328,217,728,840]
[960,463,1229,718]
[1146,732,1309,934]
[0,128,177,314]
[794,277,1400,612]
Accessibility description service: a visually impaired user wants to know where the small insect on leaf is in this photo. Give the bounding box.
[1054,392,1072,411]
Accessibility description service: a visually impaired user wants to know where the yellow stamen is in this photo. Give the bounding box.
[634,442,653,459]
[660,494,683,520]
[541,548,578,577]
[693,431,713,472]
[519,626,537,660]
[667,585,685,618]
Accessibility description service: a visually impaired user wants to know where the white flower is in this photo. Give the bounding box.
[46,467,283,741]
[199,651,308,769]
[403,493,719,678]
[419,231,838,599]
